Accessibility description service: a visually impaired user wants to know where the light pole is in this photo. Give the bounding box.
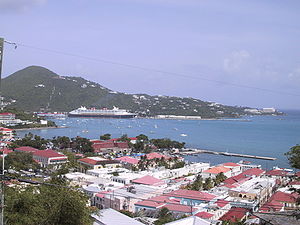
[0,37,5,225]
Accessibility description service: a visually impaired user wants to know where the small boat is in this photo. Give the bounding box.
[180,134,188,137]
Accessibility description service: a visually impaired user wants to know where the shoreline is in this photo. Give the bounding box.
[14,126,68,131]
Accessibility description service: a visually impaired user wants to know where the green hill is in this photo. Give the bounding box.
[1,66,248,118]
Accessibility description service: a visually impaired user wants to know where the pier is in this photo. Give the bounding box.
[178,148,276,161]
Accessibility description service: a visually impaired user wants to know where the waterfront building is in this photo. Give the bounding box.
[91,139,130,154]
[222,162,242,176]
[0,127,14,139]
[0,113,15,120]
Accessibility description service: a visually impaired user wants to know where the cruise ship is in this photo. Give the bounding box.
[68,106,137,118]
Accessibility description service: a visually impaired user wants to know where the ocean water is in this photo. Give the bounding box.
[16,110,300,170]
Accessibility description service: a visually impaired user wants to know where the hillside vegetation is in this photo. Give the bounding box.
[2,66,248,118]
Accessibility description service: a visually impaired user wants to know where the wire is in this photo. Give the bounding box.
[5,41,300,97]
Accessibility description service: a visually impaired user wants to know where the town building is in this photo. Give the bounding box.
[78,157,120,172]
[0,113,15,120]
[202,166,232,179]
[94,184,164,212]
[14,146,68,167]
[92,208,144,225]
[32,149,68,167]
[0,127,14,139]
[228,177,276,209]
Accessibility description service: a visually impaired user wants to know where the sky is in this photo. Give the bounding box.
[1,0,300,109]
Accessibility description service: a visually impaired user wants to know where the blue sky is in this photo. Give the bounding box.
[1,0,300,109]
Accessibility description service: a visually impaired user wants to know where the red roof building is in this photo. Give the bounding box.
[116,156,139,165]
[92,139,129,153]
[223,162,240,167]
[15,146,39,153]
[32,149,68,167]
[219,207,249,222]
[166,189,216,202]
[145,152,171,160]
[0,127,14,138]
[259,191,299,212]
[195,211,214,219]
[132,175,165,186]
[265,169,288,177]
[0,113,15,120]
[78,157,120,171]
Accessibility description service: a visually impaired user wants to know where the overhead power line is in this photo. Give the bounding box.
[4,41,300,98]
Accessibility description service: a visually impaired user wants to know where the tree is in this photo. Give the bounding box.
[203,177,213,190]
[4,181,94,225]
[118,134,131,143]
[13,133,49,149]
[52,136,71,149]
[154,207,174,225]
[1,151,40,172]
[285,145,300,169]
[285,145,300,205]
[72,136,93,153]
[100,133,111,140]
[136,134,149,142]
[215,172,227,186]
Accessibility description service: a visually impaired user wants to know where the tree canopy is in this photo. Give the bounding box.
[4,180,94,225]
[285,145,300,169]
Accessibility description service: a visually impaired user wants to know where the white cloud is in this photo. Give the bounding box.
[288,66,300,81]
[223,50,251,73]
[0,0,46,13]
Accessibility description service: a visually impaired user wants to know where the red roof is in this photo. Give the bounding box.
[289,180,300,186]
[33,150,67,159]
[0,127,13,132]
[135,199,164,208]
[203,166,231,174]
[132,175,164,186]
[215,199,230,208]
[295,171,300,177]
[15,146,39,153]
[223,162,240,167]
[166,189,216,202]
[116,156,139,164]
[115,142,129,148]
[0,113,15,116]
[0,148,13,154]
[195,211,214,219]
[223,168,265,185]
[259,200,283,212]
[78,158,99,165]
[219,207,249,222]
[242,168,265,176]
[269,191,298,203]
[265,169,288,177]
[146,152,170,160]
[96,191,110,198]
[163,204,195,213]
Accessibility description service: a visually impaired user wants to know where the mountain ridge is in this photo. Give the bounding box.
[1,66,248,118]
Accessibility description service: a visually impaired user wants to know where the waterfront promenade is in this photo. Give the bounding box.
[178,148,276,161]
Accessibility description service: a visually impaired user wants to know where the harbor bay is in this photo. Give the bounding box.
[16,110,300,169]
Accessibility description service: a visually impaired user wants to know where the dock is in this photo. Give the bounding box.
[178,148,276,161]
